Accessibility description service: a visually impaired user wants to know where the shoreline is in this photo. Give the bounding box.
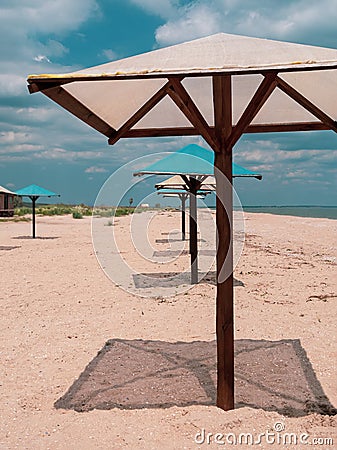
[207,206,337,220]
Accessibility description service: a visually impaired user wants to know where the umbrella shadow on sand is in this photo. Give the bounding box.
[12,236,59,240]
[132,271,244,288]
[0,245,21,251]
[55,338,336,417]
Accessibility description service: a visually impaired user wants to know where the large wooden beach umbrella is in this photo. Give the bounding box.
[15,184,60,238]
[134,144,261,283]
[27,33,337,410]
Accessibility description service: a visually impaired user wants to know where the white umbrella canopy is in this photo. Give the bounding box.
[28,33,337,144]
[27,33,337,412]
[155,174,261,191]
[155,175,216,191]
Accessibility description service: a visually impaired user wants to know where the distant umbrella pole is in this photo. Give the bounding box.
[181,176,202,284]
[179,193,187,241]
[29,195,39,238]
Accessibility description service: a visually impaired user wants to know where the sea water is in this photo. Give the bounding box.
[240,206,337,220]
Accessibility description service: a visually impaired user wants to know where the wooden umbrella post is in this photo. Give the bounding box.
[189,178,198,284]
[181,175,201,284]
[180,193,186,241]
[32,197,36,239]
[213,75,234,410]
[30,195,38,239]
[214,150,234,410]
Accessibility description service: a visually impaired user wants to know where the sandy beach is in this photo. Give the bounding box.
[1,210,336,449]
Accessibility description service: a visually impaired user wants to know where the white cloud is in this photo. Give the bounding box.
[33,148,104,161]
[85,166,108,173]
[1,0,98,36]
[155,3,221,46]
[0,142,44,155]
[234,138,337,190]
[129,0,337,47]
[128,0,179,20]
[286,169,310,179]
[239,147,326,164]
[100,49,118,61]
[249,164,274,172]
[0,131,32,143]
[0,0,98,99]
[33,55,51,63]
[0,74,27,96]
[33,40,68,63]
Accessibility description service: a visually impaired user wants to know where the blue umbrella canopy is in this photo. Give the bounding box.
[134,144,262,179]
[15,184,59,197]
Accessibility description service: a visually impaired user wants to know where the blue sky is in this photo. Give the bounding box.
[1,0,337,206]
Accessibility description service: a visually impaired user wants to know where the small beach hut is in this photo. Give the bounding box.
[0,185,16,217]
[15,184,60,238]
[26,33,337,411]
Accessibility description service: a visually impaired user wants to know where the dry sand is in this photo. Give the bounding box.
[1,210,336,449]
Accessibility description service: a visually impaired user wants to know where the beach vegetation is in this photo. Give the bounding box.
[14,203,92,217]
[11,204,163,220]
[15,206,31,216]
[72,210,83,219]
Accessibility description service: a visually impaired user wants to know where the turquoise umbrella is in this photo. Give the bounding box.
[15,184,60,238]
[135,144,262,283]
[134,143,262,178]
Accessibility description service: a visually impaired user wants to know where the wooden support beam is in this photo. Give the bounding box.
[124,127,200,138]
[226,73,278,148]
[212,74,234,411]
[121,121,330,139]
[276,77,337,133]
[213,76,232,150]
[108,81,172,145]
[28,80,74,93]
[167,78,219,151]
[246,122,330,133]
[41,86,115,138]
